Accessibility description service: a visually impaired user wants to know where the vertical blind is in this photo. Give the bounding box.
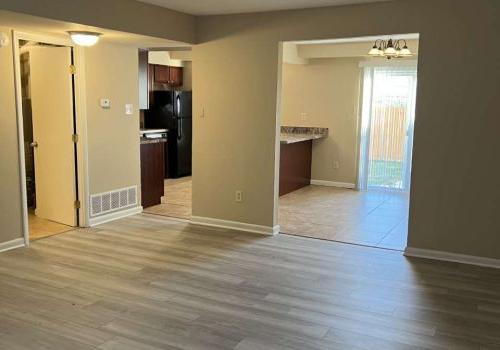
[359,64,417,191]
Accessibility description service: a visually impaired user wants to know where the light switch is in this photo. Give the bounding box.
[100,98,110,109]
[125,104,133,115]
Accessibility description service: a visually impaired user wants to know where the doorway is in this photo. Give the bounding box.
[277,35,418,251]
[16,38,80,241]
[141,51,193,220]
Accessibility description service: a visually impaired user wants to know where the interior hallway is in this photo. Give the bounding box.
[0,214,499,349]
[143,177,192,220]
[279,186,409,250]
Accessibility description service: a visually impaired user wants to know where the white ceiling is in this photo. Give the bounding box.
[137,0,393,16]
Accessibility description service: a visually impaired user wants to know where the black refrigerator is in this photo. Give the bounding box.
[145,90,192,178]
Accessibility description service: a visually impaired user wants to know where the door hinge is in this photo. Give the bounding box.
[72,134,79,143]
[70,65,76,74]
[74,200,81,209]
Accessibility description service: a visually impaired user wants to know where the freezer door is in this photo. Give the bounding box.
[144,91,175,129]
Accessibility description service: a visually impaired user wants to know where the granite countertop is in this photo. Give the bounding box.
[140,129,168,144]
[140,128,168,135]
[140,138,167,145]
[280,126,329,144]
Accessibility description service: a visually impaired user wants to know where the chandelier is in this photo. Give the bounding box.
[368,39,412,59]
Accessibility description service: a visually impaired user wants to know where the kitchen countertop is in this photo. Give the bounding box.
[140,129,168,145]
[140,138,167,145]
[140,128,168,135]
[280,126,329,145]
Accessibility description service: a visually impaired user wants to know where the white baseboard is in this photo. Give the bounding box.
[190,216,279,236]
[89,206,143,227]
[404,247,500,269]
[0,238,25,253]
[310,180,356,189]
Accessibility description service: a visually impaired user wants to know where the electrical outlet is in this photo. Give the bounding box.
[235,190,243,202]
[300,112,308,121]
[333,161,340,169]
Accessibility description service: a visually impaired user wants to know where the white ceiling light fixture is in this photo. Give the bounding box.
[368,38,412,59]
[68,31,102,46]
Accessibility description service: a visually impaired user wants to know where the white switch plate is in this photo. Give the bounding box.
[100,98,110,109]
[0,32,9,47]
[300,112,308,121]
[333,161,340,169]
[125,104,133,115]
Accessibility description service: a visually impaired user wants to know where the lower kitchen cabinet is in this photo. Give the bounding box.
[279,140,312,196]
[140,140,166,208]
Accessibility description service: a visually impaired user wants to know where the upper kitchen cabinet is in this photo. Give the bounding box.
[153,65,183,87]
[154,64,170,84]
[168,66,183,87]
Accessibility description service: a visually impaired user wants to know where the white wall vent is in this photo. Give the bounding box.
[90,185,138,217]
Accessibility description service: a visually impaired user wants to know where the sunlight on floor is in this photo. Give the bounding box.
[279,185,409,250]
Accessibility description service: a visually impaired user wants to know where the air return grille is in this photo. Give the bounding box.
[90,186,137,217]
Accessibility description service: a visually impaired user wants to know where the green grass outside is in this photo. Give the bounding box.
[368,160,404,189]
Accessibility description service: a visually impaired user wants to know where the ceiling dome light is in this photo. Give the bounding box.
[68,31,101,46]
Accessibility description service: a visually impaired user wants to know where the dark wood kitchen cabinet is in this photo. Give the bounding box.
[279,140,312,196]
[139,61,185,109]
[167,66,183,87]
[153,64,170,83]
[140,141,166,208]
[152,64,183,87]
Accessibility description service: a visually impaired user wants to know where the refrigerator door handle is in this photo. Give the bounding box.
[176,95,181,116]
[178,117,182,140]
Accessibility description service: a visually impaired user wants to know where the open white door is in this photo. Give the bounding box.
[30,46,77,226]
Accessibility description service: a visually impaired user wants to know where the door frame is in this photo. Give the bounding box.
[12,31,90,246]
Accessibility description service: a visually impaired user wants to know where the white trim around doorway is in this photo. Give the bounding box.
[12,30,90,247]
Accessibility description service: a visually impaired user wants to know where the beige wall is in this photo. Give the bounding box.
[0,27,24,243]
[192,38,279,226]
[0,0,195,44]
[182,61,193,91]
[84,43,141,196]
[194,0,500,259]
[281,58,361,185]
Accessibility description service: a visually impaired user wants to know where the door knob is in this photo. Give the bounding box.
[30,141,38,148]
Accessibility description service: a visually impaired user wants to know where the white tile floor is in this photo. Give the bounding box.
[279,185,409,250]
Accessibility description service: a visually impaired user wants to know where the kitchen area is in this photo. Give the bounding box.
[139,50,193,219]
[279,126,328,196]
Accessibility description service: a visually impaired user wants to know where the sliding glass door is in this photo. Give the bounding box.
[358,63,417,192]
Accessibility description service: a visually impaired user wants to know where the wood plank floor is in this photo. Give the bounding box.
[1,214,500,349]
